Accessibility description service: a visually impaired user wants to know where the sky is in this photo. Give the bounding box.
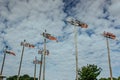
[0,0,120,80]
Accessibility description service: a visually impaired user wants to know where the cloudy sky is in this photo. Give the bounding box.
[0,0,120,80]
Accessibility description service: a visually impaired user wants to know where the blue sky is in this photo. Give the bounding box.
[0,0,120,80]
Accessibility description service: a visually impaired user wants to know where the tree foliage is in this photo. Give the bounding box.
[78,64,102,80]
[6,74,37,80]
[99,77,120,80]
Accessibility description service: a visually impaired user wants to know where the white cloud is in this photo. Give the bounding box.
[71,0,120,78]
[0,0,120,80]
[108,0,120,18]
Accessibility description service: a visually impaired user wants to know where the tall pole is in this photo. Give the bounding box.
[74,26,78,80]
[34,57,37,80]
[67,18,88,80]
[43,30,46,80]
[0,51,6,75]
[17,40,25,80]
[106,38,113,80]
[39,53,43,80]
[0,54,5,80]
[0,46,8,75]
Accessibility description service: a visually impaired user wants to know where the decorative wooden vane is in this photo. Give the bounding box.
[33,58,42,64]
[103,31,116,40]
[4,50,16,56]
[38,49,49,55]
[67,18,88,28]
[42,32,58,42]
[21,42,35,48]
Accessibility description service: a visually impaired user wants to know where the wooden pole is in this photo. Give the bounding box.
[74,26,78,80]
[0,46,8,75]
[0,46,8,80]
[39,53,43,80]
[17,40,25,80]
[43,30,46,80]
[0,50,6,75]
[106,38,113,80]
[34,57,37,80]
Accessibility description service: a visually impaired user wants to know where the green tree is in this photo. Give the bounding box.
[118,76,120,80]
[19,74,30,80]
[99,78,108,80]
[99,77,119,80]
[78,64,102,80]
[113,77,117,80]
[7,74,38,80]
[6,75,17,80]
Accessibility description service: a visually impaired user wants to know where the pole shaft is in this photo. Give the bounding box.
[106,38,113,80]
[39,54,43,80]
[17,41,25,80]
[34,63,37,80]
[0,51,6,75]
[43,31,46,80]
[74,26,78,80]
